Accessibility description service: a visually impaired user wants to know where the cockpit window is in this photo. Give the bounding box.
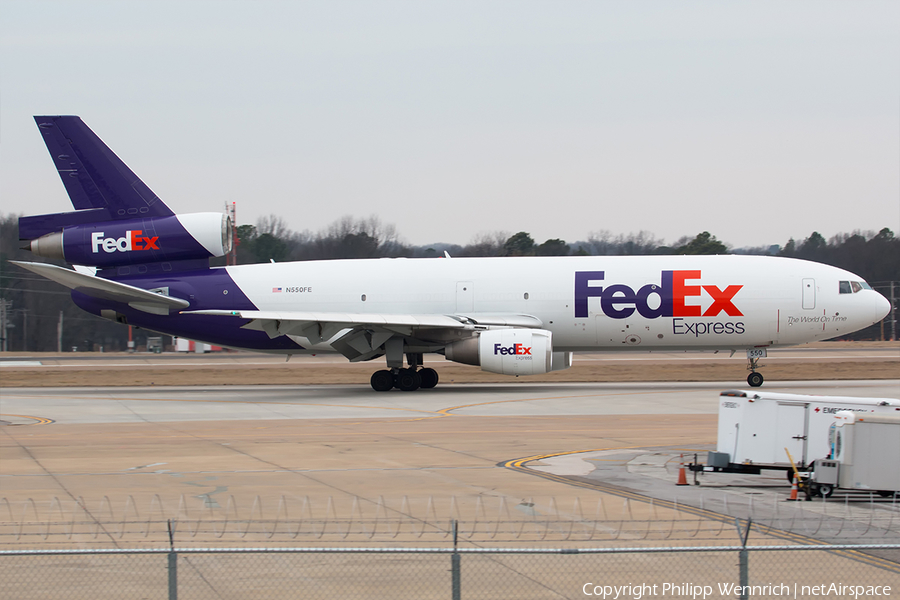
[839,280,871,294]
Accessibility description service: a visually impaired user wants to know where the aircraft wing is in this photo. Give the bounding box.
[11,260,189,315]
[186,309,543,359]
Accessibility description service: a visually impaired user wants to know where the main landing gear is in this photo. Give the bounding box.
[370,348,439,392]
[370,367,439,392]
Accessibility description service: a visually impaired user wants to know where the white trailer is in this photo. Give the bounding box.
[806,412,900,498]
[697,390,899,478]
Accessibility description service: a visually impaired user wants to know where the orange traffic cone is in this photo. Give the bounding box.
[786,474,800,501]
[676,454,688,486]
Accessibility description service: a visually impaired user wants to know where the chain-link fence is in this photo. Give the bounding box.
[4,492,899,548]
[2,543,898,600]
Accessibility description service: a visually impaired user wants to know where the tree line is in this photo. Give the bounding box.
[1,212,896,352]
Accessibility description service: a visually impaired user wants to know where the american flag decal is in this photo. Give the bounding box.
[272,287,282,293]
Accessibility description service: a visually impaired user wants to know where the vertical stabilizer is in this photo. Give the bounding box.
[34,116,174,219]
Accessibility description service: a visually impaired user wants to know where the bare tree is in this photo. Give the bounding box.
[458,231,509,257]
[255,214,292,239]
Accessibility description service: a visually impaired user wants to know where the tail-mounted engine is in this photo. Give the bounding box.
[23,212,232,268]
[444,329,572,376]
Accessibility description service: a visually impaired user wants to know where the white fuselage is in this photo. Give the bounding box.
[224,254,888,353]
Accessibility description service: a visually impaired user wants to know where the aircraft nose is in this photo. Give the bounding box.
[872,291,892,323]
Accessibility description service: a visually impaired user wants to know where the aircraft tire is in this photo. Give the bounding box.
[370,370,394,392]
[747,372,764,387]
[395,368,421,392]
[419,368,439,389]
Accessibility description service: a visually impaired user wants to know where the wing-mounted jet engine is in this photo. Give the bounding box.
[444,329,572,376]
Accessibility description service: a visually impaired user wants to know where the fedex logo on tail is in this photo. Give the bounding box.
[91,230,159,253]
[575,270,743,319]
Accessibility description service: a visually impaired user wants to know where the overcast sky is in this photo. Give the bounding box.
[2,1,898,249]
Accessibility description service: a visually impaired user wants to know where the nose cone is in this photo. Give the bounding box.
[872,291,892,323]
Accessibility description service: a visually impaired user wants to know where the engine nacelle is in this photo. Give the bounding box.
[445,329,570,376]
[25,212,232,268]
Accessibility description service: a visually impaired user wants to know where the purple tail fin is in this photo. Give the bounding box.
[20,116,174,239]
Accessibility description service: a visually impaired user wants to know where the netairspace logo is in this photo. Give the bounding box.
[91,230,159,253]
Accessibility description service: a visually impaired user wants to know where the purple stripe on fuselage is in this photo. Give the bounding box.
[71,267,306,351]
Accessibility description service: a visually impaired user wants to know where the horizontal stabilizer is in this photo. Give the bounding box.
[11,261,189,314]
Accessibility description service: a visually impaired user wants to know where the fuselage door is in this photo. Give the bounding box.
[456,281,474,312]
[801,278,816,310]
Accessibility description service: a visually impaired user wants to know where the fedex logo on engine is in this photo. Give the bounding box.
[494,343,532,356]
[91,230,160,253]
[574,270,743,319]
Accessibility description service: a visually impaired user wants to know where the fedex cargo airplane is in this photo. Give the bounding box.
[14,116,892,391]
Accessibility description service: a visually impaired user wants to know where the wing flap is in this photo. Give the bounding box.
[455,313,544,328]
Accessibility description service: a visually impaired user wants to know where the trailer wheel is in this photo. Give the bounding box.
[817,484,834,498]
[877,490,897,498]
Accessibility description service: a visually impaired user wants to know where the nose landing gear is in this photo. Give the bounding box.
[746,350,766,387]
[747,370,764,387]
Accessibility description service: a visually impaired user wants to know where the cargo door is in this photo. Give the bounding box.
[456,281,474,312]
[776,403,809,466]
[802,278,816,310]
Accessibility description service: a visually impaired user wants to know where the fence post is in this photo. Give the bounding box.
[451,519,461,600]
[735,518,751,600]
[167,519,178,600]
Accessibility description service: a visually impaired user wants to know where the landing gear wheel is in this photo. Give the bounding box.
[747,372,764,387]
[370,370,395,392]
[395,368,421,392]
[418,368,439,389]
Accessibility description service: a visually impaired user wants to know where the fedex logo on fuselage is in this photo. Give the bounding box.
[90,230,159,253]
[575,270,743,319]
[494,343,532,356]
